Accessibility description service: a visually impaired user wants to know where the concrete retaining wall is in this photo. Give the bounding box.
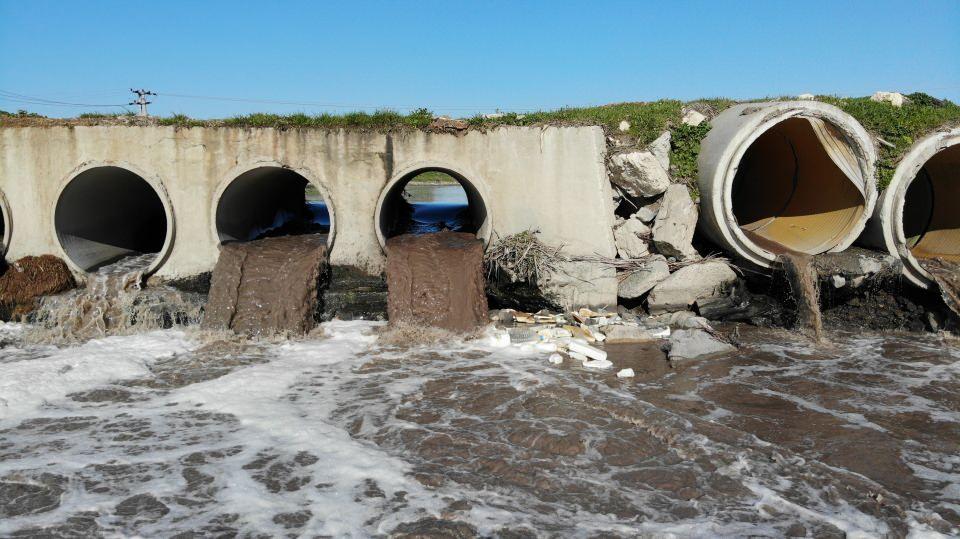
[0,125,617,306]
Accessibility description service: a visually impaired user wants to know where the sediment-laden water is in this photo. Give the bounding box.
[0,322,957,537]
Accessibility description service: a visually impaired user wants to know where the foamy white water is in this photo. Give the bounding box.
[0,322,957,537]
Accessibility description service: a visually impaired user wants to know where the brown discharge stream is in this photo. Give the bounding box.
[777,252,825,341]
[385,231,488,332]
[203,234,328,336]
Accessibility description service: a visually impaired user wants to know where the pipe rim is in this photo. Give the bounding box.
[374,160,493,251]
[210,161,337,249]
[885,128,960,287]
[0,188,11,258]
[714,103,877,267]
[53,161,176,276]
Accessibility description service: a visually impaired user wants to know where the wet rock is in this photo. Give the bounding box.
[607,150,671,198]
[647,261,738,314]
[651,184,699,260]
[648,130,671,171]
[618,255,669,299]
[601,324,659,343]
[392,517,478,538]
[666,329,735,360]
[677,315,712,330]
[0,255,75,321]
[7,512,101,537]
[203,234,329,336]
[321,265,387,321]
[386,231,488,332]
[613,218,650,259]
[114,493,170,521]
[0,475,66,518]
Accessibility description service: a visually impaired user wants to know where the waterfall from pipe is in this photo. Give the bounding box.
[776,253,824,341]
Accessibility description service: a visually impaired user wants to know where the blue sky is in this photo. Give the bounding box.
[2,0,958,118]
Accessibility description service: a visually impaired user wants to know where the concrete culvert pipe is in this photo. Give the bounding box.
[55,166,171,273]
[375,167,491,248]
[861,128,960,287]
[0,190,9,258]
[698,101,877,268]
[215,166,331,244]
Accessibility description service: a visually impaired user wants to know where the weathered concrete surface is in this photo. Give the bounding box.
[0,126,616,308]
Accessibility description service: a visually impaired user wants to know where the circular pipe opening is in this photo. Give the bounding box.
[0,190,9,258]
[215,166,331,244]
[902,144,960,261]
[376,167,489,247]
[730,116,867,255]
[55,166,171,273]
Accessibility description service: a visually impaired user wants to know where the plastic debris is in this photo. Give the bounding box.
[583,358,613,370]
[617,368,635,378]
[548,353,563,365]
[486,328,511,347]
[569,351,588,362]
[568,341,607,362]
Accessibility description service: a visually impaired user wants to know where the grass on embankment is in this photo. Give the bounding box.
[5,93,960,190]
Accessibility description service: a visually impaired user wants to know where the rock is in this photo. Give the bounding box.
[652,184,699,260]
[797,93,815,100]
[540,260,617,310]
[635,201,660,223]
[613,218,651,259]
[870,91,909,108]
[114,493,170,521]
[648,131,671,171]
[668,310,698,326]
[667,329,735,360]
[617,255,669,299]
[429,117,470,134]
[647,261,738,314]
[608,151,671,198]
[831,274,847,288]
[618,120,631,132]
[617,368,635,378]
[600,324,658,343]
[677,315,712,330]
[681,109,707,126]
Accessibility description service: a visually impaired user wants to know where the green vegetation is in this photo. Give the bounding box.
[819,93,960,189]
[669,121,712,187]
[185,108,437,130]
[407,170,458,185]
[0,109,42,117]
[78,111,134,119]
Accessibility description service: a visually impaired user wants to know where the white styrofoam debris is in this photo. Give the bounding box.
[582,358,613,370]
[616,368,635,378]
[548,353,563,365]
[568,341,607,362]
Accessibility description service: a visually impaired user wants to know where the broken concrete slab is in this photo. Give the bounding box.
[652,184,699,260]
[613,218,651,259]
[607,150,671,198]
[601,324,659,343]
[870,91,909,108]
[681,109,707,126]
[618,255,669,299]
[634,201,660,223]
[540,260,618,311]
[648,130,671,171]
[647,261,738,314]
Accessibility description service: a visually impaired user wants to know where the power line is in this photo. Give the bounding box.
[0,89,128,108]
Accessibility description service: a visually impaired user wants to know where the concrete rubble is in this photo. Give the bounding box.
[647,261,738,314]
[870,91,909,108]
[648,131,671,171]
[617,255,669,299]
[681,109,707,126]
[613,217,651,259]
[666,328,736,360]
[651,184,699,260]
[607,150,671,198]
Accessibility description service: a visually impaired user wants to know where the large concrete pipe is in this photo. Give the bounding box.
[861,128,960,287]
[375,165,491,248]
[698,101,877,267]
[215,166,332,244]
[55,165,172,273]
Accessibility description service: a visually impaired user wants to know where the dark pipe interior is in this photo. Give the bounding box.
[216,167,329,243]
[731,117,865,255]
[905,144,960,261]
[379,169,485,240]
[55,166,167,272]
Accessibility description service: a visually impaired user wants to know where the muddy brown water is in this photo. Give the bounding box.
[0,322,958,537]
[204,234,328,336]
[386,231,488,332]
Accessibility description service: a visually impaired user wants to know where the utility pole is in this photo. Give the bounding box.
[129,88,156,117]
